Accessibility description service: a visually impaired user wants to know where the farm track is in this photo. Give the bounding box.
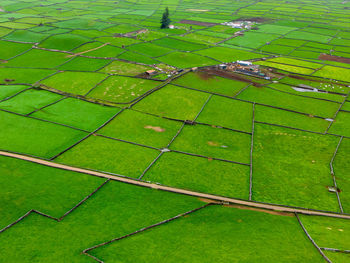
[1,150,350,220]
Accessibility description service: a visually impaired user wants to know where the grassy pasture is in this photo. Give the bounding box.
[252,124,340,211]
[0,110,86,158]
[99,109,182,148]
[133,84,210,120]
[174,71,247,96]
[87,75,160,103]
[92,205,324,263]
[32,97,120,131]
[0,155,104,229]
[40,71,107,95]
[0,180,203,262]
[56,135,160,177]
[0,88,63,115]
[170,124,251,164]
[144,152,250,198]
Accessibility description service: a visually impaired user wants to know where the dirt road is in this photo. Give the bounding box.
[1,150,350,219]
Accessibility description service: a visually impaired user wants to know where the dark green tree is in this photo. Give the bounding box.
[160,7,171,29]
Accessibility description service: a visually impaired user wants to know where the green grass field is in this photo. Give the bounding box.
[1,0,350,262]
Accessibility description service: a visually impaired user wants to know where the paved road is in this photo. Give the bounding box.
[2,150,350,220]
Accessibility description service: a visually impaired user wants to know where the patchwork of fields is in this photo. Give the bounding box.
[1,0,350,262]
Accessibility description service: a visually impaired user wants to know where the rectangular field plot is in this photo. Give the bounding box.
[237,86,340,118]
[0,85,28,100]
[98,60,153,75]
[252,123,340,211]
[152,37,208,51]
[0,180,202,262]
[255,105,330,133]
[40,71,107,95]
[224,32,279,49]
[0,40,31,60]
[170,124,251,164]
[328,111,350,137]
[196,96,253,132]
[55,135,160,177]
[0,68,56,85]
[5,49,71,68]
[299,215,350,252]
[256,61,316,75]
[195,46,266,62]
[0,155,104,229]
[333,138,350,213]
[313,65,350,82]
[71,42,124,58]
[157,52,218,68]
[99,109,182,148]
[38,33,91,51]
[144,152,250,198]
[87,75,160,103]
[127,42,174,57]
[133,85,210,120]
[173,71,247,96]
[32,97,120,131]
[58,56,110,71]
[0,89,63,115]
[91,205,324,263]
[0,111,86,158]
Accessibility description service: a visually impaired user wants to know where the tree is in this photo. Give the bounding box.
[160,7,171,29]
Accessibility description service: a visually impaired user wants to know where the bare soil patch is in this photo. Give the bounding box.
[179,19,218,27]
[319,53,350,64]
[200,68,263,87]
[144,125,165,132]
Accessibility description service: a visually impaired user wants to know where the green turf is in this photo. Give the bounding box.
[5,48,71,68]
[58,56,110,71]
[0,155,104,229]
[40,71,107,95]
[38,33,91,51]
[157,51,218,68]
[144,152,250,198]
[0,110,86,158]
[170,124,251,164]
[237,86,339,118]
[333,138,350,213]
[299,214,350,251]
[133,84,210,120]
[0,40,31,60]
[32,97,120,131]
[196,96,253,132]
[99,109,182,148]
[91,205,324,263]
[0,180,203,262]
[252,123,340,211]
[0,85,28,100]
[174,71,247,96]
[87,75,160,103]
[0,88,63,115]
[56,135,160,177]
[98,60,153,75]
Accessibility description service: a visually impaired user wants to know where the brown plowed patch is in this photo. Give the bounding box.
[319,53,350,64]
[179,19,218,26]
[200,68,263,87]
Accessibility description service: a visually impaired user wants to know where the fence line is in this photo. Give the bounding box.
[249,103,255,201]
[82,203,212,261]
[295,213,332,263]
[329,136,344,213]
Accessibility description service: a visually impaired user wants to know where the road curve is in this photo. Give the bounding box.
[1,150,350,220]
